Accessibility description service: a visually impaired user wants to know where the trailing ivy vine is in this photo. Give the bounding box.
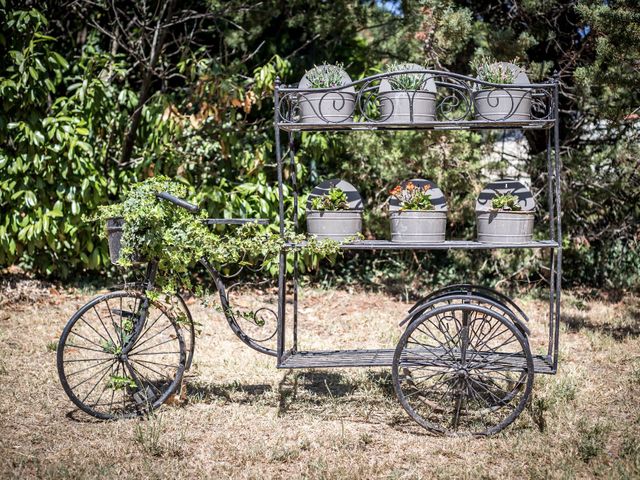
[93,177,347,293]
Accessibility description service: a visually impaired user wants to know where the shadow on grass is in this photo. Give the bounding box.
[186,381,272,404]
[65,409,108,423]
[562,313,640,340]
[185,370,396,410]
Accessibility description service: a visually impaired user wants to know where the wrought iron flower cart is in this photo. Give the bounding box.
[57,67,562,436]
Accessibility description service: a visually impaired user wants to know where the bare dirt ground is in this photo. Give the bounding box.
[0,276,639,479]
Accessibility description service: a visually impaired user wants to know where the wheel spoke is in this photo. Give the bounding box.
[69,362,114,391]
[128,363,163,396]
[66,358,114,377]
[93,306,118,350]
[79,317,111,348]
[131,311,167,351]
[64,355,112,363]
[81,360,116,403]
[128,350,182,356]
[130,358,173,380]
[128,321,174,354]
[129,336,177,356]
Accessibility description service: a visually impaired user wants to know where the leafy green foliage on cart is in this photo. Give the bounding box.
[92,177,348,293]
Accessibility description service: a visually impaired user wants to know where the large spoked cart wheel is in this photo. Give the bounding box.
[392,301,534,436]
[57,290,186,419]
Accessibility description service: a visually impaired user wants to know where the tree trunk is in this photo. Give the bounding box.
[118,0,177,168]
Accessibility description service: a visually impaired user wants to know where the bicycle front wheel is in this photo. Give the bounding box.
[57,291,186,419]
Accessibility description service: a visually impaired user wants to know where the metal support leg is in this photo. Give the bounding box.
[274,78,288,365]
[552,79,563,370]
[288,132,299,353]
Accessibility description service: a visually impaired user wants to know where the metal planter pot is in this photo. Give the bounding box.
[379,91,437,123]
[476,211,535,244]
[299,92,356,124]
[474,89,531,121]
[106,217,145,264]
[306,210,362,241]
[390,210,447,243]
[106,217,125,264]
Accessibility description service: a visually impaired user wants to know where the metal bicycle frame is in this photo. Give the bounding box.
[271,70,562,375]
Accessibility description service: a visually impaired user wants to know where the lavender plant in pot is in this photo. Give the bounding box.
[379,62,437,123]
[389,180,447,243]
[476,192,535,244]
[306,184,362,241]
[298,63,356,124]
[471,57,532,121]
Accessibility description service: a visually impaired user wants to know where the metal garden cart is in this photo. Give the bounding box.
[57,67,562,436]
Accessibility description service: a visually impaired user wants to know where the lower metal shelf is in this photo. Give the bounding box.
[278,348,555,374]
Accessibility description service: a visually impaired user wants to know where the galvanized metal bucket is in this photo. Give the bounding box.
[390,210,446,243]
[306,210,362,241]
[299,92,356,124]
[476,211,535,244]
[106,217,124,264]
[379,91,437,123]
[474,89,531,121]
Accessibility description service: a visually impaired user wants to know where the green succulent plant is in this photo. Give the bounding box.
[385,62,428,91]
[310,187,350,211]
[305,63,347,89]
[491,193,522,211]
[471,56,523,85]
[107,375,137,391]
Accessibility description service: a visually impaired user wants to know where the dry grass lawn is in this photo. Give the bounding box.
[0,277,639,479]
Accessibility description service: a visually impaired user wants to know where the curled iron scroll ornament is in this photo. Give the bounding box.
[434,77,473,121]
[200,258,278,356]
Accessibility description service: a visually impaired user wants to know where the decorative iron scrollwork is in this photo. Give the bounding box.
[276,70,555,126]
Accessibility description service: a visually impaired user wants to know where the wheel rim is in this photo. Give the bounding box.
[392,304,533,436]
[57,291,186,419]
[407,285,530,332]
[167,293,196,371]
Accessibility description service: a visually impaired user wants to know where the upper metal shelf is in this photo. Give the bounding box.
[277,119,555,132]
[275,69,557,132]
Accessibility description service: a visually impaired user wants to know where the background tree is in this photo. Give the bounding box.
[1,0,638,290]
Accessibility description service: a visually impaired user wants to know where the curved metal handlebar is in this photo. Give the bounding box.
[155,192,200,213]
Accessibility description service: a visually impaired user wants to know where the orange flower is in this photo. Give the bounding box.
[423,184,431,191]
[390,185,402,196]
[406,182,416,191]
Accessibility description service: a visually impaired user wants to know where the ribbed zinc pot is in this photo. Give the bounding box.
[390,210,446,243]
[474,89,531,121]
[476,211,534,244]
[306,210,362,241]
[106,217,124,264]
[299,92,356,124]
[379,91,436,123]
